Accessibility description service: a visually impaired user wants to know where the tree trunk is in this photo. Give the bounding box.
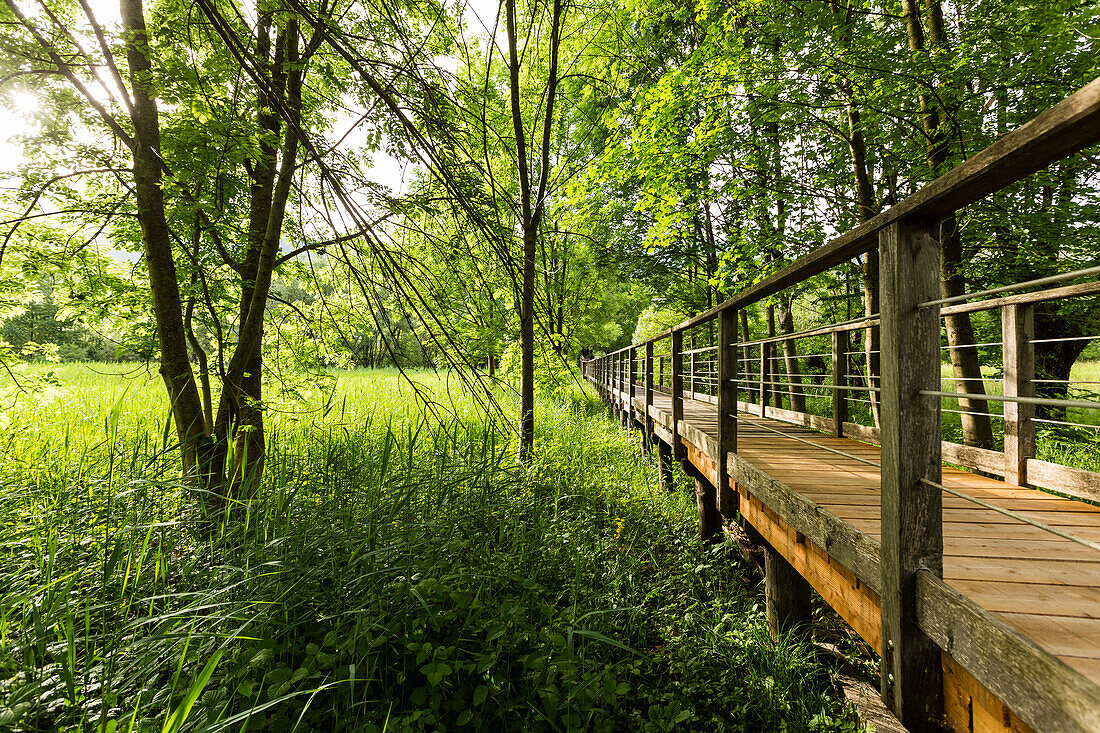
[900,0,994,448]
[121,0,209,486]
[506,0,563,462]
[778,302,806,413]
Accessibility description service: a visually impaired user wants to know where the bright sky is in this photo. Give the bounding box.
[1,0,501,193]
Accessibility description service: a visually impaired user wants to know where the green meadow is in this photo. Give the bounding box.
[0,364,863,732]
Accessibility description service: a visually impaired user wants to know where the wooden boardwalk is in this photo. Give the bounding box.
[586,77,1100,732]
[608,384,1100,731]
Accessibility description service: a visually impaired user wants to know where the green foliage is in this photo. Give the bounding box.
[0,365,862,731]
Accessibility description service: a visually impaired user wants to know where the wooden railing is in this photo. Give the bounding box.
[581,76,1100,733]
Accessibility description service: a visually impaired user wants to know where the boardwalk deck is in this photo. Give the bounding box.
[605,384,1100,730]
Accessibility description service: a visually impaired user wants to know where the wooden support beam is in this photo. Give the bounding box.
[657,440,675,493]
[759,343,770,416]
[765,540,813,640]
[1003,303,1035,486]
[672,329,685,461]
[878,218,944,731]
[718,307,738,517]
[917,571,1100,733]
[832,330,848,439]
[645,342,654,453]
[694,475,722,544]
[628,345,637,426]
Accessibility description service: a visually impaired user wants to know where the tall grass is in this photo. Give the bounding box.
[0,365,860,732]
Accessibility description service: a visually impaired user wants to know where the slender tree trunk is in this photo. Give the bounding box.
[122,0,209,485]
[778,302,806,413]
[506,0,563,462]
[741,308,755,403]
[900,0,994,448]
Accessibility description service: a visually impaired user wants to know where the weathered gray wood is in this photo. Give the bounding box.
[832,330,848,439]
[759,343,770,417]
[1003,304,1035,486]
[689,338,697,400]
[916,570,1100,733]
[672,329,685,461]
[1026,459,1100,503]
[695,476,722,544]
[718,308,738,517]
[732,454,882,593]
[940,278,1100,317]
[628,346,637,425]
[878,218,943,730]
[842,422,881,445]
[941,441,1004,477]
[837,672,908,733]
[735,401,836,434]
[765,541,813,640]
[657,440,675,493]
[645,342,654,453]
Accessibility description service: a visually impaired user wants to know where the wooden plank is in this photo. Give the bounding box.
[946,579,1100,619]
[732,453,882,593]
[940,279,1100,318]
[737,486,882,651]
[992,613,1100,660]
[764,405,836,433]
[878,218,944,728]
[942,651,1038,733]
[917,570,1100,733]
[791,503,1100,527]
[843,421,881,445]
[943,441,1006,476]
[1004,304,1036,485]
[1027,460,1100,503]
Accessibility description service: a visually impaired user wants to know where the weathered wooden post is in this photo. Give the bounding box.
[620,353,628,427]
[759,343,770,417]
[879,218,944,730]
[645,341,654,454]
[614,353,621,421]
[672,328,685,461]
[765,541,812,639]
[1003,303,1035,485]
[832,329,848,438]
[628,345,638,428]
[718,307,738,518]
[689,334,697,399]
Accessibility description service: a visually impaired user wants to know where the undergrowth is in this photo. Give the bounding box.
[0,365,861,732]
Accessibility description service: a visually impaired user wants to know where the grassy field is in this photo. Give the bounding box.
[0,364,863,732]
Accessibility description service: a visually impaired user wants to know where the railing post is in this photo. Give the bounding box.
[614,353,621,415]
[718,308,738,517]
[879,218,944,731]
[1003,303,1035,485]
[672,329,685,461]
[628,346,637,426]
[832,329,848,438]
[689,334,696,399]
[645,341,654,453]
[759,343,770,417]
[619,353,628,427]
